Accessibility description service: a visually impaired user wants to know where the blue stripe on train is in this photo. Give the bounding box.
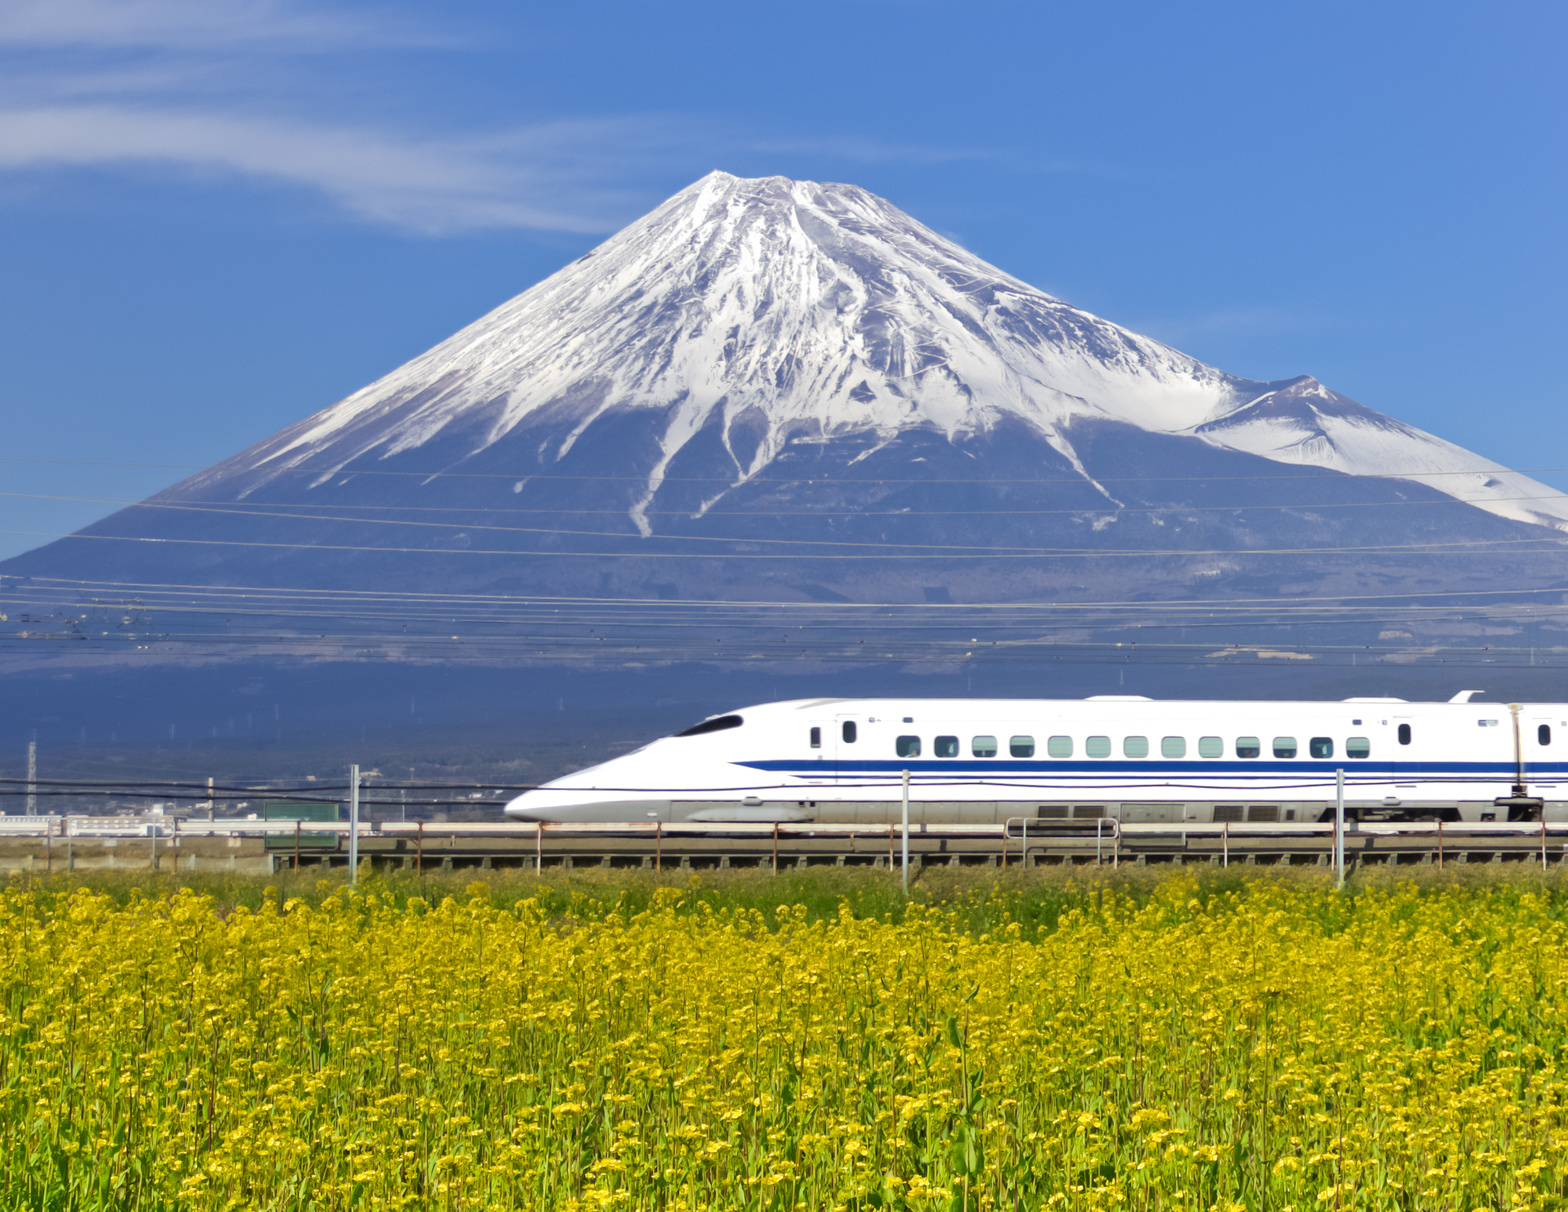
[739,759,1568,777]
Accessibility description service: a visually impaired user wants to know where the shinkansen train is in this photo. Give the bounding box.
[502,694,1568,825]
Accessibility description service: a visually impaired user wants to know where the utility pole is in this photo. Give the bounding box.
[206,776,214,822]
[26,740,36,816]
[348,764,361,885]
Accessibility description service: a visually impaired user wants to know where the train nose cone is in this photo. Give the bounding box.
[503,792,544,820]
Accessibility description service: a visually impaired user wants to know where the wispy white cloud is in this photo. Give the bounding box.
[0,106,665,233]
[0,0,425,50]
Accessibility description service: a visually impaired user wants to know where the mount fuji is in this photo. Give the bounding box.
[6,171,1567,611]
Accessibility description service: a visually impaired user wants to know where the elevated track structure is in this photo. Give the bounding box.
[0,817,1564,877]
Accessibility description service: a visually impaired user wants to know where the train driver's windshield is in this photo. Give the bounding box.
[673,714,743,737]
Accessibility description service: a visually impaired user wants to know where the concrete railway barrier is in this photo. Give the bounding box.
[0,817,1565,876]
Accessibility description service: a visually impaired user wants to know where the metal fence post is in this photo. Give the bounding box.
[1335,768,1345,890]
[901,769,910,893]
[348,764,360,884]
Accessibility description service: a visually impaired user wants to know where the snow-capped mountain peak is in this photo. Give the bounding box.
[183,170,1568,533]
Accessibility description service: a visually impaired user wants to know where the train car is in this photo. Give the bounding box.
[502,694,1568,825]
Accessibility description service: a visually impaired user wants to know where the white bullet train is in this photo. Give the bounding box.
[503,694,1568,825]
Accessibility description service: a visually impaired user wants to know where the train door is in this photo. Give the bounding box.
[1529,714,1561,785]
[1391,714,1417,796]
[833,714,861,786]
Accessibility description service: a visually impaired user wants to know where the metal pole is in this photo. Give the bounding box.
[1097,818,1104,866]
[773,823,780,874]
[1438,818,1444,870]
[1543,817,1549,869]
[901,769,910,893]
[294,819,301,870]
[1510,703,1527,799]
[417,820,424,877]
[1223,821,1228,868]
[45,819,51,874]
[348,764,360,884]
[535,822,542,874]
[655,821,662,874]
[26,740,36,816]
[1021,818,1029,869]
[206,776,214,822]
[1335,768,1345,890]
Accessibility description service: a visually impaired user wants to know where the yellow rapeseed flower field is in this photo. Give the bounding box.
[2,872,1567,1210]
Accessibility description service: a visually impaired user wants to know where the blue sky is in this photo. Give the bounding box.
[1,0,1564,561]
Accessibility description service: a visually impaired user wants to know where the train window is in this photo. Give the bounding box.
[1047,735,1073,758]
[1161,736,1186,758]
[1273,737,1297,759]
[1236,737,1260,758]
[1347,737,1370,758]
[1086,736,1111,758]
[675,714,743,737]
[1541,725,1553,746]
[1199,736,1223,758]
[934,735,959,758]
[895,735,921,758]
[1398,723,1412,745]
[1124,736,1149,758]
[971,735,997,757]
[842,721,857,743]
[809,727,821,749]
[1010,735,1035,758]
[1309,737,1333,759]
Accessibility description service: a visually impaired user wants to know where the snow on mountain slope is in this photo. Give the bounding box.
[1190,376,1564,531]
[180,171,1568,533]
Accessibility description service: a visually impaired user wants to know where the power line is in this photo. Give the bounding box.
[11,573,1568,612]
[5,454,1568,486]
[6,527,1566,559]
[10,487,1568,519]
